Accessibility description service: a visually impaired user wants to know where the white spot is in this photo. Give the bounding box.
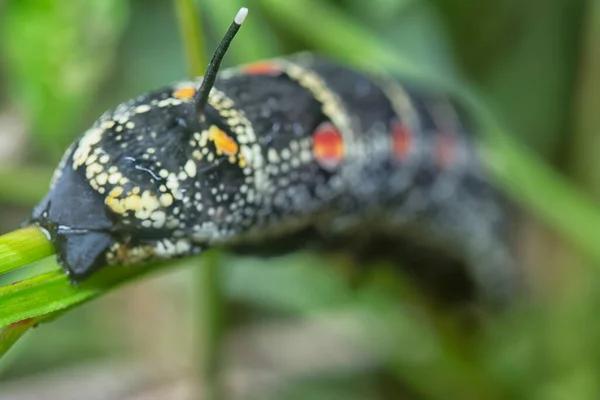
[184,159,197,178]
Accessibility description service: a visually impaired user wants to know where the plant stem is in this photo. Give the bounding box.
[196,251,225,400]
[175,0,207,77]
[0,226,55,275]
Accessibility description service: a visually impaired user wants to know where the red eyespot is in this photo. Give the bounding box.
[242,61,281,75]
[313,122,344,171]
[391,120,412,160]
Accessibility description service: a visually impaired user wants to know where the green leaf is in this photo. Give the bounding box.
[0,227,55,275]
[0,258,195,329]
[1,0,129,156]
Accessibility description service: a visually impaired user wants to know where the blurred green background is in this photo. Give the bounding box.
[0,0,599,398]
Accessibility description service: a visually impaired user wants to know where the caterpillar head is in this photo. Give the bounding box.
[29,8,250,281]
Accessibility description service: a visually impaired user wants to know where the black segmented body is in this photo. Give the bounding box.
[29,53,516,302]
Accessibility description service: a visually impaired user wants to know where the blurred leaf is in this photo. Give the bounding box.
[258,0,453,86]
[1,0,129,157]
[224,253,354,314]
[0,166,51,206]
[429,0,524,78]
[344,0,457,80]
[478,116,600,264]
[432,0,584,158]
[568,0,600,199]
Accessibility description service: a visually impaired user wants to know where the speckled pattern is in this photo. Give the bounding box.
[29,53,515,300]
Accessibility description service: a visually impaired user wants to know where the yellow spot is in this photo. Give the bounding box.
[208,125,238,156]
[73,128,104,169]
[109,186,124,198]
[184,159,197,178]
[140,190,160,211]
[87,163,103,177]
[173,87,196,100]
[96,172,108,186]
[124,195,141,211]
[105,197,125,214]
[159,193,174,207]
[84,154,98,166]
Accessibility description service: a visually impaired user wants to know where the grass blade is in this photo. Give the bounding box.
[0,226,55,275]
[175,0,207,77]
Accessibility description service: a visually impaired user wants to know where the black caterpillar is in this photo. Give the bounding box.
[29,9,516,303]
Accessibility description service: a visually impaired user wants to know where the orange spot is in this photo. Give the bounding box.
[391,120,412,159]
[173,87,196,100]
[242,61,280,75]
[435,132,456,168]
[313,122,344,170]
[208,126,239,156]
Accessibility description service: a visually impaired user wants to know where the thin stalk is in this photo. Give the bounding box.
[175,0,207,77]
[196,250,225,400]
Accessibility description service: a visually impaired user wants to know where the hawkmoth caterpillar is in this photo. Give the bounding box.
[28,8,516,303]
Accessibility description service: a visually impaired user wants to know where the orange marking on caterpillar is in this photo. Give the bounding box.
[208,126,239,156]
[313,122,344,170]
[173,87,196,100]
[391,120,412,160]
[242,61,280,75]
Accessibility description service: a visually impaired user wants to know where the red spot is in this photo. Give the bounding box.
[313,122,344,170]
[242,61,280,75]
[391,120,412,160]
[435,132,456,168]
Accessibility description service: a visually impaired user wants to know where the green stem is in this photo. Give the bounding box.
[0,226,55,275]
[175,0,207,77]
[568,1,600,199]
[196,250,225,400]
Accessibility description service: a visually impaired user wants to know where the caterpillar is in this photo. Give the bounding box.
[28,8,516,303]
